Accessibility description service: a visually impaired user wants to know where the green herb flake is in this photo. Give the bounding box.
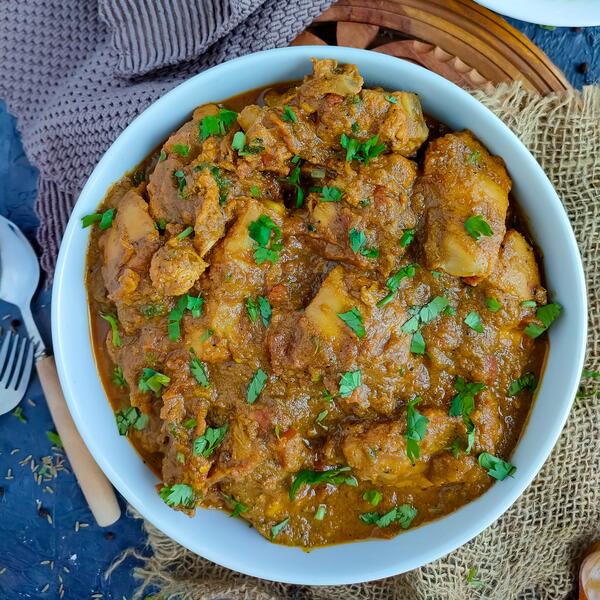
[540,24,556,30]
[190,352,210,387]
[359,504,417,529]
[138,368,170,395]
[231,131,246,151]
[363,489,383,507]
[13,406,27,423]
[183,418,197,430]
[400,228,415,247]
[100,313,121,347]
[282,105,298,123]
[173,169,187,198]
[159,483,195,508]
[199,109,238,140]
[279,166,304,207]
[258,296,272,327]
[467,567,482,587]
[250,186,261,197]
[349,228,378,258]
[248,214,283,264]
[337,307,365,339]
[46,430,63,448]
[193,424,228,457]
[320,186,343,202]
[524,303,562,338]
[384,95,399,104]
[410,330,426,355]
[340,133,386,164]
[81,208,115,229]
[377,264,417,307]
[223,494,248,518]
[177,452,185,464]
[404,397,429,465]
[247,369,268,404]
[314,505,327,520]
[176,226,194,240]
[186,295,204,318]
[115,406,149,435]
[290,466,357,501]
[486,297,502,312]
[464,311,484,333]
[199,329,214,343]
[351,121,360,134]
[508,373,538,396]
[159,150,167,161]
[168,295,188,341]
[522,300,537,307]
[478,452,516,480]
[172,143,190,157]
[246,297,258,322]
[467,149,481,165]
[315,410,329,430]
[449,376,486,454]
[209,166,231,205]
[112,365,127,387]
[270,517,290,539]
[339,370,361,398]
[464,215,493,241]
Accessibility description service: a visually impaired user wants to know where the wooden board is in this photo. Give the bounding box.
[291,0,571,94]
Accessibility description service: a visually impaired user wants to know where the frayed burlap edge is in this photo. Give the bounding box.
[109,83,600,600]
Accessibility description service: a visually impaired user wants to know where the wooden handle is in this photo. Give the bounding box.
[36,355,121,527]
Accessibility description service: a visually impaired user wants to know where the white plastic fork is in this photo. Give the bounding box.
[0,330,34,414]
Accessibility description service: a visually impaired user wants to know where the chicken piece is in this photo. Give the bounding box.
[341,409,458,488]
[486,230,546,303]
[99,190,161,304]
[149,237,207,296]
[192,169,227,258]
[421,131,511,280]
[428,453,480,486]
[470,390,503,453]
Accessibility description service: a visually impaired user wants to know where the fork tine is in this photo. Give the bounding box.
[15,339,33,395]
[0,332,13,376]
[0,334,17,386]
[8,337,28,390]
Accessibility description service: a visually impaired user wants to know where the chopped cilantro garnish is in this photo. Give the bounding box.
[232,132,265,156]
[222,493,248,518]
[320,186,343,202]
[270,517,290,539]
[209,166,230,205]
[115,406,148,436]
[189,350,210,387]
[464,311,484,333]
[159,483,195,508]
[524,303,562,338]
[246,297,258,322]
[282,105,298,123]
[182,418,197,430]
[199,109,238,140]
[168,296,187,341]
[250,186,261,197]
[400,228,415,247]
[248,214,283,264]
[478,452,516,480]
[377,264,417,307]
[464,215,493,241]
[186,295,204,318]
[340,133,386,164]
[199,329,214,343]
[100,313,121,347]
[171,143,190,157]
[112,365,127,387]
[193,424,227,457]
[315,410,329,430]
[176,226,193,240]
[138,368,170,395]
[279,166,304,207]
[337,307,365,339]
[467,567,482,586]
[81,208,115,229]
[508,373,538,396]
[349,228,378,258]
[385,95,398,104]
[359,504,417,529]
[363,489,383,507]
[290,467,357,501]
[486,297,502,312]
[247,369,268,404]
[159,150,167,161]
[173,169,187,198]
[522,300,537,307]
[339,370,361,398]
[257,296,272,327]
[467,149,481,165]
[351,121,360,134]
[46,431,63,448]
[13,406,27,423]
[314,505,327,520]
[404,397,429,464]
[449,376,486,453]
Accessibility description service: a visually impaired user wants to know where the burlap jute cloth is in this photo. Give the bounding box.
[110,83,600,600]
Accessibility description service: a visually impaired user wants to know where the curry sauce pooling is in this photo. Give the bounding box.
[85,59,558,548]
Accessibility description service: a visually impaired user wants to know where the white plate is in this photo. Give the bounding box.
[52,46,587,585]
[476,0,600,27]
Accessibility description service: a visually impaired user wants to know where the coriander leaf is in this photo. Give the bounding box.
[464,311,484,333]
[112,365,127,387]
[172,143,190,157]
[218,108,238,127]
[176,226,193,240]
[395,504,418,529]
[189,352,210,387]
[339,370,361,398]
[248,214,282,264]
[404,397,429,464]
[289,466,357,501]
[282,105,298,123]
[349,228,366,253]
[583,369,600,380]
[254,246,280,264]
[508,373,538,396]
[486,297,502,312]
[314,505,327,520]
[168,295,188,341]
[247,369,268,404]
[419,296,449,324]
[278,165,304,207]
[337,307,365,339]
[199,329,213,343]
[351,121,360,134]
[400,228,415,247]
[231,131,246,151]
[467,150,481,165]
[81,208,115,229]
[222,494,248,518]
[448,437,462,458]
[359,504,417,529]
[270,517,290,539]
[384,95,398,104]
[363,489,383,507]
[186,295,204,318]
[320,186,343,202]
[209,166,230,205]
[246,297,258,322]
[115,406,148,435]
[524,303,562,338]
[193,424,228,457]
[13,406,27,423]
[46,430,63,448]
[315,410,329,430]
[449,376,485,454]
[182,418,197,430]
[410,331,426,355]
[377,264,417,307]
[467,567,482,586]
[522,300,537,307]
[100,313,121,347]
[340,133,386,164]
[159,483,195,508]
[257,296,272,327]
[464,215,493,241]
[159,150,167,161]
[249,186,261,197]
[401,314,420,334]
[478,452,516,480]
[138,368,170,395]
[199,110,237,140]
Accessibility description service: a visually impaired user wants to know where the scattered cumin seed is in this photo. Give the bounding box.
[41,583,49,593]
[10,448,20,455]
[79,522,89,528]
[75,521,80,532]
[19,454,32,466]
[27,398,36,406]
[1,314,10,320]
[91,594,104,599]
[0,567,6,575]
[58,574,63,583]
[46,514,53,525]
[43,486,54,494]
[6,468,13,479]
[59,583,64,597]
[50,561,54,569]
[63,566,69,573]
[40,560,50,565]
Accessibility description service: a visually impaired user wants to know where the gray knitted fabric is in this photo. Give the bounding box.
[0,0,333,275]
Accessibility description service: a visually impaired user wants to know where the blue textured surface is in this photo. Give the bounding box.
[0,18,597,599]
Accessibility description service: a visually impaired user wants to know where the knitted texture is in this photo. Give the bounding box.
[0,0,334,275]
[108,83,600,600]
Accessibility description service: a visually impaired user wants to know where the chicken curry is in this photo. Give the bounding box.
[85,59,559,547]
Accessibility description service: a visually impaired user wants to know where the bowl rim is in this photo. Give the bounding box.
[52,45,587,585]
[474,0,600,26]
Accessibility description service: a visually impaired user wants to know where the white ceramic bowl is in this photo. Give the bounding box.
[475,0,600,27]
[52,46,587,585]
